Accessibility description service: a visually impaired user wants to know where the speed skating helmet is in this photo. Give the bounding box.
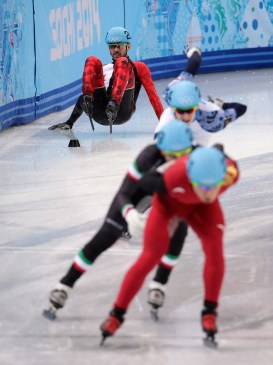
[156,120,193,156]
[164,80,201,110]
[187,146,227,187]
[105,27,132,44]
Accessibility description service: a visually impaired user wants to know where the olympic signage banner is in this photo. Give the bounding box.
[34,0,125,95]
[0,0,35,106]
[1,0,273,130]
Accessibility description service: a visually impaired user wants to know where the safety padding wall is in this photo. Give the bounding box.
[1,0,273,130]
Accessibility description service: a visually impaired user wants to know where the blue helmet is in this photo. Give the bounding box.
[105,27,132,44]
[164,80,201,110]
[156,120,193,154]
[187,147,227,186]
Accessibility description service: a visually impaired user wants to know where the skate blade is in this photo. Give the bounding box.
[42,307,57,321]
[100,335,107,346]
[150,308,159,322]
[203,335,218,348]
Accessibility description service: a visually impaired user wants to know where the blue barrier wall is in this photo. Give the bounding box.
[1,0,273,130]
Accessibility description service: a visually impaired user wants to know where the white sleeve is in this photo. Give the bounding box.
[155,106,211,146]
[154,107,175,134]
[190,121,211,146]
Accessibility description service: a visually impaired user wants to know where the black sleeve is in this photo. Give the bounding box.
[113,145,165,213]
[138,170,167,194]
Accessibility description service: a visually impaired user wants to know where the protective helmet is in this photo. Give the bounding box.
[164,80,201,110]
[105,27,132,44]
[156,120,193,154]
[187,146,227,187]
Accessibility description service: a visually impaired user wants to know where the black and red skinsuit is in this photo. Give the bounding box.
[59,144,187,288]
[67,56,163,127]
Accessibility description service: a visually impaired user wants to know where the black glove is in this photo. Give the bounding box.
[48,121,73,130]
[82,94,94,117]
[106,100,118,123]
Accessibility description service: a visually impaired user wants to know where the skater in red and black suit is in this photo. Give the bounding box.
[49,26,163,131]
[43,121,193,321]
[100,146,239,345]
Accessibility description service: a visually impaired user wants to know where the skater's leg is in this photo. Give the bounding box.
[100,205,171,337]
[49,56,106,130]
[183,47,202,77]
[44,220,123,318]
[148,220,188,310]
[188,200,225,341]
[60,221,122,287]
[153,220,188,284]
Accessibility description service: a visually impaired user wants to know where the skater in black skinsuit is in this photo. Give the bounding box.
[43,120,194,320]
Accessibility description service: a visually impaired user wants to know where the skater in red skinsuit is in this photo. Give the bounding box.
[49,26,163,131]
[100,146,239,344]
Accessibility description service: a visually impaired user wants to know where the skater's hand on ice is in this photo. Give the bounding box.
[48,122,72,130]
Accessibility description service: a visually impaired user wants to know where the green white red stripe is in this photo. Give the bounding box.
[73,251,92,272]
[127,162,143,182]
[160,254,179,269]
[122,203,134,219]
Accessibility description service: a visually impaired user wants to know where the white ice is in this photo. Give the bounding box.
[0,69,273,365]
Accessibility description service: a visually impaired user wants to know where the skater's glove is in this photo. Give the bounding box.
[222,165,238,187]
[82,94,94,116]
[48,122,72,130]
[106,100,118,123]
[125,208,148,238]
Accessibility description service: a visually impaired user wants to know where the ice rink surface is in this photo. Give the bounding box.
[0,69,273,365]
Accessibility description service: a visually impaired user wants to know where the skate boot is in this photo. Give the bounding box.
[43,283,71,320]
[147,281,166,321]
[186,46,202,58]
[201,308,218,348]
[100,310,124,345]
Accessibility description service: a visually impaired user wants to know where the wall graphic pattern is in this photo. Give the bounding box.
[136,0,273,60]
[0,0,25,106]
[0,0,273,129]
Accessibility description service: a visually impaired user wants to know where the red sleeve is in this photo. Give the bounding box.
[134,62,164,119]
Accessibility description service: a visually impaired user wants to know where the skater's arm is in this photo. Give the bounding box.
[116,145,165,211]
[135,62,164,119]
[138,170,167,194]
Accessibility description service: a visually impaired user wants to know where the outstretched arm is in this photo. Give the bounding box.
[138,170,167,194]
[134,62,164,119]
